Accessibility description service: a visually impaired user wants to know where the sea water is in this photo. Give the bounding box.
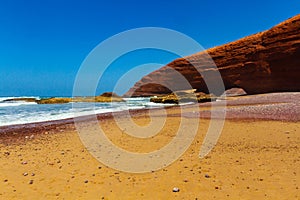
[0,97,171,127]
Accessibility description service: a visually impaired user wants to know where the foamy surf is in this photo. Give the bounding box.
[0,102,37,107]
[0,97,173,127]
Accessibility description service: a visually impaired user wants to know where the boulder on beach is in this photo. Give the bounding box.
[221,88,247,97]
[150,89,217,104]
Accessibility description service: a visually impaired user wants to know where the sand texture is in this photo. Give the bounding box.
[0,93,299,199]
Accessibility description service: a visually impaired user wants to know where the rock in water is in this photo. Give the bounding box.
[36,92,124,104]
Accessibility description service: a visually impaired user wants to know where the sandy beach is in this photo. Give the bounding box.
[0,93,299,199]
[1,2,299,200]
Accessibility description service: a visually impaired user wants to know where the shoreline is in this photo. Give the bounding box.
[0,107,168,145]
[1,92,299,145]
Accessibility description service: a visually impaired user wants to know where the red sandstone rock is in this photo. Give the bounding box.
[125,14,300,97]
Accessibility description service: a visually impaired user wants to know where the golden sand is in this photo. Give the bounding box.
[0,107,299,199]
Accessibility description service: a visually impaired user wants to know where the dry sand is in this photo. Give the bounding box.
[0,93,299,199]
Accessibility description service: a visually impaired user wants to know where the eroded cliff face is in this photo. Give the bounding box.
[125,14,300,97]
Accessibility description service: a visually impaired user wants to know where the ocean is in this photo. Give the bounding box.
[0,96,171,127]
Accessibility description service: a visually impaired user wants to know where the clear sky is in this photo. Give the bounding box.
[0,0,299,96]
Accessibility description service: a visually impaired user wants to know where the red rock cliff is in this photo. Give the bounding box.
[125,14,300,97]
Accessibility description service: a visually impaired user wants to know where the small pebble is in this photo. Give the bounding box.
[23,172,28,176]
[84,180,88,183]
[205,174,210,178]
[31,173,35,176]
[4,179,8,182]
[172,187,180,192]
[29,180,34,184]
[21,161,27,165]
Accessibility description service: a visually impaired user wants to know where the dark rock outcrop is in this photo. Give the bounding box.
[99,92,121,98]
[150,89,217,104]
[3,98,37,103]
[125,14,300,97]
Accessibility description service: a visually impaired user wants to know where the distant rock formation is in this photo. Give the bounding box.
[36,92,124,104]
[3,98,37,103]
[36,98,71,104]
[99,92,121,98]
[125,14,300,97]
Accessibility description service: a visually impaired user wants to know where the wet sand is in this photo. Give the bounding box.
[0,93,299,199]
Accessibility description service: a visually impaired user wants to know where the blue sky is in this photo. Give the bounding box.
[0,0,299,96]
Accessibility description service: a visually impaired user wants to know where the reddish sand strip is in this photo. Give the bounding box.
[183,92,300,121]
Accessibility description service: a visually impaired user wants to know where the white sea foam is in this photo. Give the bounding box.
[0,96,39,108]
[0,101,37,107]
[0,97,173,127]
